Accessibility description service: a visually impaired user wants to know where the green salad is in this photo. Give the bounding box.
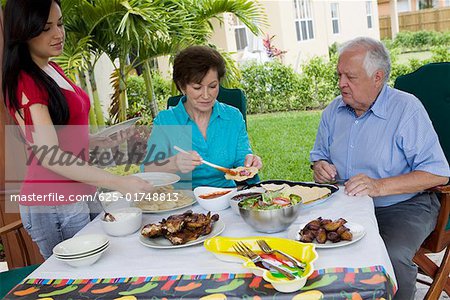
[239,191,302,210]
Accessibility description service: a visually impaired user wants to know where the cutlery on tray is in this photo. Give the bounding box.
[233,241,296,280]
[174,146,237,176]
[256,240,305,269]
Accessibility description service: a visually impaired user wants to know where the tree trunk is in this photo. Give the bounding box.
[87,61,106,126]
[142,60,159,118]
[118,60,128,122]
[79,70,98,132]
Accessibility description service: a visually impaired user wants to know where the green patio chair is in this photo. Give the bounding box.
[167,85,247,125]
[0,220,41,299]
[394,62,450,299]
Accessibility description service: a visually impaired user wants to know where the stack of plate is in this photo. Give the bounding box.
[52,234,109,267]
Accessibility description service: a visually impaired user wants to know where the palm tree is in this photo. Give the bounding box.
[59,0,266,123]
[56,0,108,128]
[126,0,267,119]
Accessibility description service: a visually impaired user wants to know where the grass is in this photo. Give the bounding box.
[247,110,322,182]
[397,51,432,64]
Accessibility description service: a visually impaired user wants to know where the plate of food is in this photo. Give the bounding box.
[241,180,338,208]
[91,117,141,138]
[132,186,196,213]
[132,172,180,187]
[139,210,225,249]
[287,217,366,249]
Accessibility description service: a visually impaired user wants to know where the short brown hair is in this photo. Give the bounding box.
[173,46,226,92]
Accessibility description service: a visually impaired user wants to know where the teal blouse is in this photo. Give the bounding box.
[141,98,254,189]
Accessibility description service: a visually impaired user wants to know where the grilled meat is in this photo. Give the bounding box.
[142,210,219,245]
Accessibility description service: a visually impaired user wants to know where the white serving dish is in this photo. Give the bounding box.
[52,234,109,257]
[55,244,109,267]
[193,186,236,211]
[101,207,142,236]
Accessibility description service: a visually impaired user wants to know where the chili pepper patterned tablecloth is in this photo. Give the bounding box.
[5,265,395,300]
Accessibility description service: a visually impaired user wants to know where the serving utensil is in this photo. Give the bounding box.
[233,241,295,280]
[173,146,237,176]
[257,240,305,269]
[96,197,116,222]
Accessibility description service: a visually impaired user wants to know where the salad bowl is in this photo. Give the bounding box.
[238,191,302,233]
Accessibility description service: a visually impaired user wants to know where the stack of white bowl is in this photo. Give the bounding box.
[52,234,109,267]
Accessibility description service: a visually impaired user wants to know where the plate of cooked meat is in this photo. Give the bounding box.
[287,217,366,249]
[139,210,225,249]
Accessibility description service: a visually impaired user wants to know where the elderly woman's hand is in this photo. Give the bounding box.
[175,151,202,173]
[244,154,263,170]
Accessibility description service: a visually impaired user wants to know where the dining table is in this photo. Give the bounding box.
[4,187,397,299]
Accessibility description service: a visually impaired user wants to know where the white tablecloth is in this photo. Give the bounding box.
[28,188,396,286]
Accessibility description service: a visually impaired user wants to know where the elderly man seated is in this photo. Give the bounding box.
[310,36,450,299]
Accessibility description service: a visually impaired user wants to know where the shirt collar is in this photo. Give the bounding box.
[337,84,388,120]
[175,96,230,124]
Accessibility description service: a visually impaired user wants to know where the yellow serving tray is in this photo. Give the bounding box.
[204,236,318,293]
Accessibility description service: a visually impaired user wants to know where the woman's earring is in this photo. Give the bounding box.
[181,90,186,95]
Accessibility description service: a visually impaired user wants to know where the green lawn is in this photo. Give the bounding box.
[397,51,432,64]
[247,110,322,182]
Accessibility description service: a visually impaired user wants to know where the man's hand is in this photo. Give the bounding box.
[344,174,383,197]
[312,160,337,183]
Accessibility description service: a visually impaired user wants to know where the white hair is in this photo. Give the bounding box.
[338,37,391,84]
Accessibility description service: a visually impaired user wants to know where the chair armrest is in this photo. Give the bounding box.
[0,220,23,235]
[428,184,450,194]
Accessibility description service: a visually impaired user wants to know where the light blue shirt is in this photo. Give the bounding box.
[310,85,450,207]
[141,98,253,189]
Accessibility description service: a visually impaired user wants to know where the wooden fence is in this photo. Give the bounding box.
[380,6,450,39]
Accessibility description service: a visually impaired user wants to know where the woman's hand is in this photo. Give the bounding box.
[175,151,202,173]
[244,154,263,170]
[90,128,134,148]
[114,175,154,196]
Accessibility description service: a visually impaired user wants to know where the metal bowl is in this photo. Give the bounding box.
[238,201,302,233]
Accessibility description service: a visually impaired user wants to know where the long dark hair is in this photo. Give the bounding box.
[2,0,69,125]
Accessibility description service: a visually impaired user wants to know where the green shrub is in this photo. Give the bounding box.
[389,62,413,86]
[126,72,171,123]
[430,46,450,62]
[392,31,450,51]
[240,57,339,114]
[299,55,339,109]
[240,61,305,114]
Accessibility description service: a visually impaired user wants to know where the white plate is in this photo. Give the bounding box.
[132,172,181,187]
[139,219,225,249]
[91,117,141,138]
[135,190,196,214]
[287,222,366,249]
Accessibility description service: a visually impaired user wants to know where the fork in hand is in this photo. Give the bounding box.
[174,146,237,176]
[233,241,296,280]
[256,240,305,270]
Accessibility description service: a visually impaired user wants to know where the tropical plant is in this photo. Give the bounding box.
[110,0,267,121]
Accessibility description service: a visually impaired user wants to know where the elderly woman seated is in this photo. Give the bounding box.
[141,45,262,189]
